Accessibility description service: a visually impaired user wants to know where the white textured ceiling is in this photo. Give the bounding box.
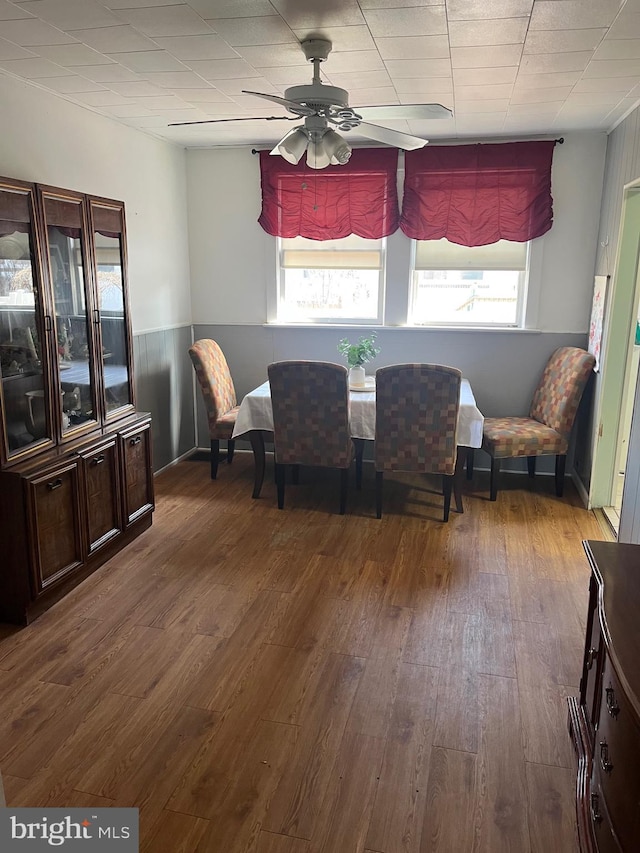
[0,0,639,148]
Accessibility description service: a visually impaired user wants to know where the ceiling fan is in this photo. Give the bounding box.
[169,38,453,169]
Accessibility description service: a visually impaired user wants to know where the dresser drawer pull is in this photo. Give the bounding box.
[605,686,620,718]
[129,436,141,446]
[590,792,602,824]
[91,455,105,466]
[599,740,613,773]
[46,478,63,491]
[586,647,598,669]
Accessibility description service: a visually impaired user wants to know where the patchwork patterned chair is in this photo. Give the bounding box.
[375,364,462,522]
[189,339,240,480]
[267,361,356,514]
[480,346,595,500]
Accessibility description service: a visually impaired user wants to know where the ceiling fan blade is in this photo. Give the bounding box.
[353,103,452,121]
[242,90,315,115]
[168,115,298,127]
[355,122,429,150]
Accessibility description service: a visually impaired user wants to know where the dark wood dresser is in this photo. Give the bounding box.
[568,540,640,852]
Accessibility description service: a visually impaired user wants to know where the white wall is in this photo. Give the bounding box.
[0,74,191,335]
[187,133,607,333]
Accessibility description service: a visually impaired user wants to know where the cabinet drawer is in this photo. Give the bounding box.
[120,421,154,526]
[80,438,122,553]
[595,655,640,851]
[27,461,84,594]
[581,578,604,748]
[589,778,623,853]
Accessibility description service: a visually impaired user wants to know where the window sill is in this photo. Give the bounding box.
[264,322,542,333]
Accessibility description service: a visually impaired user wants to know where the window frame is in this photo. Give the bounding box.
[276,234,387,326]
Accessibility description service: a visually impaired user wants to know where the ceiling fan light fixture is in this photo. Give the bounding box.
[275,127,308,164]
[306,139,331,170]
[323,129,351,165]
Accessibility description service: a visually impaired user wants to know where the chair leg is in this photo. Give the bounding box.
[555,454,566,497]
[466,447,474,480]
[339,468,348,515]
[210,439,220,479]
[275,462,286,509]
[527,455,536,478]
[353,438,364,490]
[442,474,453,522]
[375,471,383,518]
[454,448,465,513]
[490,457,500,501]
[227,439,235,464]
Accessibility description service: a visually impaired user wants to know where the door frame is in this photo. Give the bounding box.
[590,180,640,508]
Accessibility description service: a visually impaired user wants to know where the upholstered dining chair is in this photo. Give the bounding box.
[479,346,595,500]
[189,338,240,480]
[375,363,462,522]
[267,360,357,514]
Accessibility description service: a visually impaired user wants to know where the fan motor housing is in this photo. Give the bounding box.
[284,84,349,112]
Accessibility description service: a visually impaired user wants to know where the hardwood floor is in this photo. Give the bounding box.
[0,451,604,852]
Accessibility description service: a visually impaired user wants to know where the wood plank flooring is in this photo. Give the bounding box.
[0,452,604,852]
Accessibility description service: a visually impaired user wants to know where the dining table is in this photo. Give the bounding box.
[232,377,484,508]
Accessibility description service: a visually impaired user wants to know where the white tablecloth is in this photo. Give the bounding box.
[232,377,484,448]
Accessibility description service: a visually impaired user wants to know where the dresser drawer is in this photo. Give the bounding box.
[589,777,623,853]
[595,655,640,850]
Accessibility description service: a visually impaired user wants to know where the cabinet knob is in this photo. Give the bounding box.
[129,436,141,446]
[599,740,613,773]
[91,455,105,466]
[605,686,620,718]
[590,792,602,824]
[586,647,598,669]
[46,478,62,491]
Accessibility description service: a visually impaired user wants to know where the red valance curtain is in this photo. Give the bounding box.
[400,140,555,246]
[258,148,399,240]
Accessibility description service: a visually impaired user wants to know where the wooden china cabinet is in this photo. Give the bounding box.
[0,176,154,624]
[568,540,640,852]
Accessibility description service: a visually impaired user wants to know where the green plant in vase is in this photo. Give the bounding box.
[337,332,380,387]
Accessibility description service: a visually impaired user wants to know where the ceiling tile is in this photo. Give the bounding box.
[359,0,442,7]
[169,87,232,102]
[143,70,214,89]
[523,28,606,53]
[328,69,393,90]
[384,58,451,78]
[269,0,366,29]
[362,6,447,37]
[455,98,510,112]
[583,58,640,78]
[214,76,276,95]
[255,63,319,86]
[21,0,120,30]
[0,56,73,76]
[375,35,450,60]
[114,6,214,38]
[564,91,624,106]
[73,90,131,106]
[453,65,517,85]
[109,80,168,96]
[449,18,528,47]
[0,0,34,20]
[513,70,581,88]
[0,37,34,59]
[0,18,76,45]
[321,50,385,74]
[395,78,453,96]
[188,0,275,16]
[151,34,238,60]
[72,63,141,82]
[185,57,260,79]
[105,102,156,117]
[606,12,640,39]
[207,15,295,46]
[175,100,238,114]
[573,76,638,93]
[529,0,624,31]
[43,74,106,93]
[455,114,506,130]
[593,38,640,61]
[103,0,188,7]
[519,52,593,74]
[446,0,533,20]
[450,44,523,67]
[69,26,159,53]
[36,43,114,66]
[111,51,189,73]
[507,101,563,115]
[347,86,399,105]
[510,86,574,103]
[231,43,305,68]
[456,83,514,100]
[128,94,190,109]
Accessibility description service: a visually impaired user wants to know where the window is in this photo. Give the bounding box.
[410,239,528,326]
[278,235,385,324]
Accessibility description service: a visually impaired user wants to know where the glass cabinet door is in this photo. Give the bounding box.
[0,179,53,462]
[40,189,99,437]
[89,199,134,418]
